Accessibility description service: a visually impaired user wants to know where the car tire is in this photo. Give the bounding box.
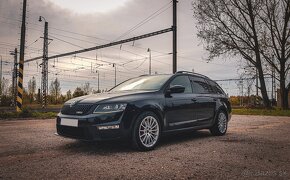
[210,110,228,136]
[132,111,161,151]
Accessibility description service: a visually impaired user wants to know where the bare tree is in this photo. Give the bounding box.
[83,82,92,95]
[193,0,288,108]
[66,90,72,100]
[49,78,61,104]
[0,77,10,96]
[73,87,85,98]
[258,0,290,109]
[27,76,36,103]
[0,77,11,106]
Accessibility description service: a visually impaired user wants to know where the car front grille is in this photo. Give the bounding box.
[57,125,86,139]
[61,104,94,115]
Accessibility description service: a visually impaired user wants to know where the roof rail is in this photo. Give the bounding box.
[175,71,210,79]
[139,74,149,77]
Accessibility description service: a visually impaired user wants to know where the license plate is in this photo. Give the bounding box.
[60,118,78,127]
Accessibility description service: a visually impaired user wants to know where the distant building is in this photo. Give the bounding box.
[277,89,290,108]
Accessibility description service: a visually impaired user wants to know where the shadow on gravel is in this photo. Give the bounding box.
[59,140,133,155]
[159,130,212,147]
[58,130,213,154]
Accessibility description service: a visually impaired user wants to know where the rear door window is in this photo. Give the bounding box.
[189,76,211,94]
[208,80,225,95]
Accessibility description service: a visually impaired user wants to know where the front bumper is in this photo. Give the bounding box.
[56,123,122,141]
[56,111,131,141]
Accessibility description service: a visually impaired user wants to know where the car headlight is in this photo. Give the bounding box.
[93,103,127,114]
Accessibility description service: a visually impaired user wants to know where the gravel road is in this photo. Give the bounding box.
[0,115,289,179]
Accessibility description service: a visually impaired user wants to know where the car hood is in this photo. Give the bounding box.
[65,90,156,105]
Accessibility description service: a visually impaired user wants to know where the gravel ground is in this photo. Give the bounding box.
[0,115,289,179]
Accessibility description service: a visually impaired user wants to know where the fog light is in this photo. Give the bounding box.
[97,125,120,130]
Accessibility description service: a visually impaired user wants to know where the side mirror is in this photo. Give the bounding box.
[167,85,185,94]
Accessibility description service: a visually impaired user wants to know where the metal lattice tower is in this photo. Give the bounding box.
[10,48,18,107]
[41,21,48,108]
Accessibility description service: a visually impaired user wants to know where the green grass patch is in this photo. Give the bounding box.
[232,108,290,116]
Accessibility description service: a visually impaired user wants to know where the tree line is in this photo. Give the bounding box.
[0,77,104,106]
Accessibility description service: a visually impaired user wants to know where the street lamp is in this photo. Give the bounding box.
[96,70,100,92]
[0,55,2,104]
[147,48,151,75]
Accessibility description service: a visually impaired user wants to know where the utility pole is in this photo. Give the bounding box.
[241,80,244,106]
[113,63,117,86]
[256,68,258,96]
[16,0,27,112]
[147,48,152,75]
[238,80,244,107]
[271,66,276,105]
[271,66,274,101]
[172,0,177,74]
[248,86,250,105]
[96,70,100,92]
[39,16,48,109]
[0,56,2,85]
[10,48,18,107]
[273,68,276,100]
[0,56,2,104]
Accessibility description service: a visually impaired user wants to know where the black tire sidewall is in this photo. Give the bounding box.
[211,110,228,136]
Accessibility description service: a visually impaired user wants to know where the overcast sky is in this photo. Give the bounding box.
[0,0,252,95]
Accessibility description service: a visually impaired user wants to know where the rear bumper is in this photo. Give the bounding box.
[228,112,232,122]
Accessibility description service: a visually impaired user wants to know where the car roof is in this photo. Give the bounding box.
[139,71,211,80]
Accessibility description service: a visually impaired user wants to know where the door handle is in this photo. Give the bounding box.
[191,98,197,102]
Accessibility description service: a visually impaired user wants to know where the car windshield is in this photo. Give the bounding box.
[110,75,171,92]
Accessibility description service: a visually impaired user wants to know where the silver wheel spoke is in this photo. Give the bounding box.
[149,118,152,127]
[139,115,159,148]
[151,124,157,129]
[218,113,227,133]
[141,134,147,141]
[141,124,146,129]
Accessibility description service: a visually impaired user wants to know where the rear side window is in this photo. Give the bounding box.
[190,76,211,94]
[170,75,193,93]
[208,80,225,95]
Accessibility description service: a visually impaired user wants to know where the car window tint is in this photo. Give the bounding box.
[190,76,211,94]
[208,80,224,94]
[170,76,192,93]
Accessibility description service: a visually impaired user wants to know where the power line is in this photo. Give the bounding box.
[25,27,173,62]
[114,1,173,41]
[49,35,84,48]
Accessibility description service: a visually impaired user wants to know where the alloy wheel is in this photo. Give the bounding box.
[138,116,160,148]
[218,112,227,133]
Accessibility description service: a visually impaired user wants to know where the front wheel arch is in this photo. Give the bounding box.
[136,106,164,131]
[131,111,162,151]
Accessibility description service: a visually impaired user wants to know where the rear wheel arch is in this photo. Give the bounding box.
[210,108,228,136]
[216,105,228,120]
